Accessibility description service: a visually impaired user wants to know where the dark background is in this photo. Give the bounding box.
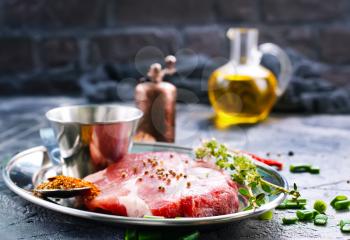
[0,0,349,112]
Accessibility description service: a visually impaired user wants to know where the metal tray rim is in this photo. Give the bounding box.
[3,143,288,227]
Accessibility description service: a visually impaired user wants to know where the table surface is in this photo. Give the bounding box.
[1,97,350,240]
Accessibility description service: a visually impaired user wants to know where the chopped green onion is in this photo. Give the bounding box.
[341,224,350,233]
[334,200,350,210]
[276,199,307,209]
[282,216,298,225]
[314,214,327,226]
[331,195,348,208]
[313,200,327,213]
[309,167,320,174]
[295,199,307,204]
[290,164,320,174]
[340,220,350,233]
[340,220,350,227]
[290,164,312,173]
[258,210,274,220]
[312,210,320,218]
[138,231,162,240]
[125,229,200,240]
[181,231,200,240]
[296,210,314,221]
[276,203,288,209]
[125,229,138,240]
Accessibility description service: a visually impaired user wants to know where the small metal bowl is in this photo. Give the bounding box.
[46,104,143,178]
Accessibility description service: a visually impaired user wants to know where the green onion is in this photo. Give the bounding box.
[276,203,288,209]
[258,210,274,220]
[181,231,200,240]
[340,220,350,233]
[276,199,307,209]
[290,164,312,173]
[138,231,162,240]
[341,224,350,233]
[125,229,138,240]
[309,167,320,174]
[295,199,307,204]
[334,200,350,210]
[290,164,320,174]
[312,210,320,218]
[313,200,327,213]
[314,214,327,226]
[296,210,314,221]
[125,229,200,240]
[340,220,350,227]
[331,195,348,208]
[282,216,298,225]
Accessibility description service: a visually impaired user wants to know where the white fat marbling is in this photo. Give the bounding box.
[118,179,151,217]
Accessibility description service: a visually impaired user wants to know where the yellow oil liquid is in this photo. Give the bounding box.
[208,65,278,128]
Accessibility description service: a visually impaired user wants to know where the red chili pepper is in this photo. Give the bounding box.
[243,152,283,171]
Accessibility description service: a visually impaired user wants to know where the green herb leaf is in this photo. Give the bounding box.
[194,139,301,211]
[258,210,274,220]
[239,188,250,197]
[256,193,266,201]
[261,181,272,193]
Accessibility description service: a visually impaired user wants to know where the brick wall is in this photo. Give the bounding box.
[0,0,349,95]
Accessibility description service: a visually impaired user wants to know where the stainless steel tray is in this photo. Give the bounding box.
[3,142,288,227]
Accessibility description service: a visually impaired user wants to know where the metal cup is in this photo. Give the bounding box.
[46,104,143,178]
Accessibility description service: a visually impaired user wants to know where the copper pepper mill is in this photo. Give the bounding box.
[134,55,177,143]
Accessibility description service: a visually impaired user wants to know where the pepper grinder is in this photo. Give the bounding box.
[134,56,177,142]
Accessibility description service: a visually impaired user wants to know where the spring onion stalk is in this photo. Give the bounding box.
[309,167,320,174]
[277,199,307,210]
[282,216,298,225]
[334,200,350,210]
[258,210,274,220]
[330,195,348,208]
[296,210,314,221]
[340,220,350,233]
[290,164,312,173]
[314,214,328,226]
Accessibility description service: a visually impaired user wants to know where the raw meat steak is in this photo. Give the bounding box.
[84,152,239,218]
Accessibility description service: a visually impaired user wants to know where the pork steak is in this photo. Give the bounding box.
[84,152,239,218]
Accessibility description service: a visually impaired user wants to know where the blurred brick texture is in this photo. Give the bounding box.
[0,0,349,94]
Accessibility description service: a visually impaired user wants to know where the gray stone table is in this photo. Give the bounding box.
[1,97,350,239]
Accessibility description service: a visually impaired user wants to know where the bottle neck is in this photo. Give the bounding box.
[228,29,259,65]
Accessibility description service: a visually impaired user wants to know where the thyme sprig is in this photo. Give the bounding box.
[195,139,300,210]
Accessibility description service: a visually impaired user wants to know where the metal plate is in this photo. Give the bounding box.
[3,142,288,227]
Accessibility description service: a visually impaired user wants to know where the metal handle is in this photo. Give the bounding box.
[259,43,293,97]
[39,128,61,165]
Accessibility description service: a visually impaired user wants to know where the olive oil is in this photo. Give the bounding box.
[208,65,278,128]
[208,28,292,128]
